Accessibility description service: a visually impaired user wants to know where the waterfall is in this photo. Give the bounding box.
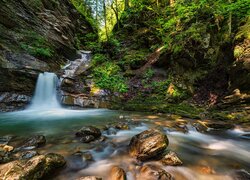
[29,72,60,109]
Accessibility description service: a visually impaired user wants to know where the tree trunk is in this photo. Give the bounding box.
[103,0,109,40]
[228,0,232,37]
[95,0,98,20]
[170,0,175,7]
[125,0,129,10]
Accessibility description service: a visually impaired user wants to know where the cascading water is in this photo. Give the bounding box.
[29,72,60,110]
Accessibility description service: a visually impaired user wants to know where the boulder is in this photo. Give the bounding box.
[76,126,101,138]
[76,126,101,143]
[161,151,183,166]
[129,129,168,161]
[109,166,126,180]
[80,135,96,143]
[67,151,93,170]
[138,165,173,180]
[0,153,66,180]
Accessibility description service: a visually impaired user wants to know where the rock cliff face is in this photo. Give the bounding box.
[0,0,93,111]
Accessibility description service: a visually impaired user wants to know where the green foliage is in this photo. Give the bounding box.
[235,17,250,40]
[93,62,128,93]
[20,31,54,58]
[119,50,148,68]
[92,53,109,65]
[70,0,98,30]
[143,68,154,79]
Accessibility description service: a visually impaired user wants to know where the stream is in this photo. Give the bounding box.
[0,72,249,179]
[0,109,249,180]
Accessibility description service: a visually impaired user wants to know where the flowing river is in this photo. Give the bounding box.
[0,109,249,180]
[0,72,249,179]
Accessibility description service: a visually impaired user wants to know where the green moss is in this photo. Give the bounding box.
[119,49,149,69]
[234,46,244,58]
[210,110,250,123]
[113,97,204,119]
[19,31,54,58]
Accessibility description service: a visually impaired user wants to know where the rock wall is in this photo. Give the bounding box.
[60,51,109,108]
[0,0,93,111]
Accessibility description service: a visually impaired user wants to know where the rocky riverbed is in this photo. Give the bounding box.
[0,109,250,180]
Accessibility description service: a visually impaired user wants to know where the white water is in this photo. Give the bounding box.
[29,72,60,110]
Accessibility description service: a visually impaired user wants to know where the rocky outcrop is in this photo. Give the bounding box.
[0,0,93,111]
[129,129,169,161]
[60,51,109,108]
[0,92,31,111]
[0,153,66,180]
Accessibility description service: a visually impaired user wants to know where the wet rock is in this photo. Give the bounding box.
[0,135,13,144]
[109,166,126,180]
[115,122,129,130]
[19,151,39,160]
[0,144,14,152]
[68,151,93,170]
[77,176,102,180]
[232,169,250,180]
[106,127,118,135]
[18,135,46,150]
[73,151,93,161]
[206,122,234,130]
[0,144,14,164]
[138,165,173,180]
[76,126,101,143]
[193,121,209,132]
[240,133,250,140]
[173,122,188,133]
[0,153,66,179]
[194,120,234,132]
[98,136,107,142]
[68,152,90,170]
[76,126,101,138]
[80,135,96,143]
[161,151,183,166]
[129,129,169,161]
[194,165,215,174]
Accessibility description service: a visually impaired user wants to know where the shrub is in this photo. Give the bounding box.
[93,62,128,93]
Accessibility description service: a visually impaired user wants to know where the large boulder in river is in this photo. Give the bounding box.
[0,153,66,180]
[129,129,168,161]
[137,165,173,180]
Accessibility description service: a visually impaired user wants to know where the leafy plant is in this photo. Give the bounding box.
[93,62,128,93]
[20,31,54,58]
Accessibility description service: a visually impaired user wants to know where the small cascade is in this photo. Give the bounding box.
[62,50,91,79]
[29,72,60,110]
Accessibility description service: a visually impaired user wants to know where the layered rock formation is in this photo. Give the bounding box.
[0,0,93,111]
